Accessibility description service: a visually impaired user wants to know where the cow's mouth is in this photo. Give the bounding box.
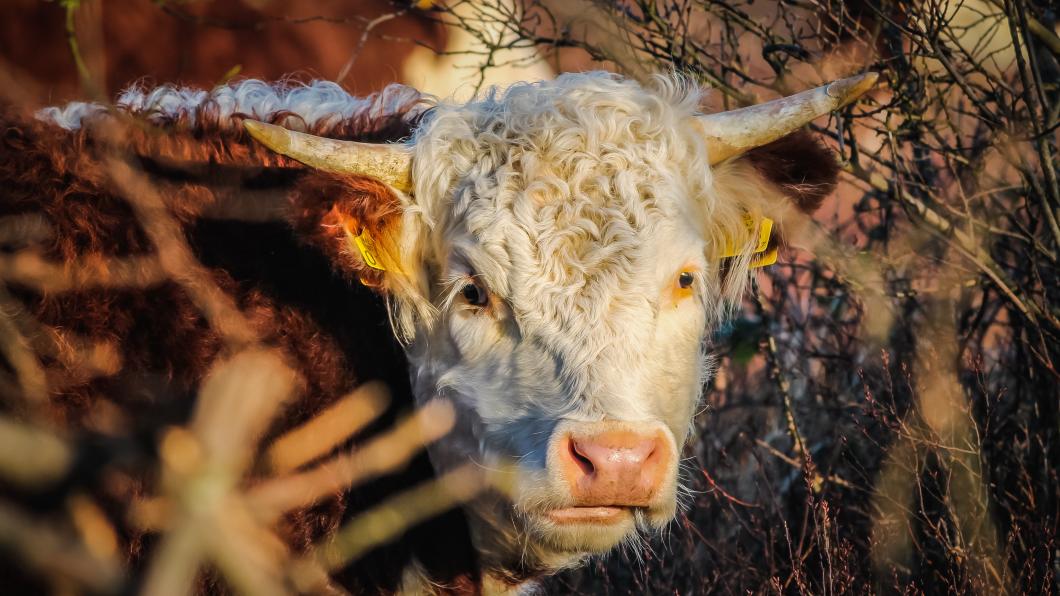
[545,506,629,525]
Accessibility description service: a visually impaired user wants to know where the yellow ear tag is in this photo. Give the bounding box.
[749,246,778,268]
[720,215,774,266]
[342,223,387,271]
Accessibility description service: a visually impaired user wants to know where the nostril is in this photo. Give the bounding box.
[644,439,660,465]
[568,437,595,476]
[640,436,657,460]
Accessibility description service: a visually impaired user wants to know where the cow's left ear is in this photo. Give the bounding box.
[707,130,839,264]
[740,130,840,216]
[695,72,873,265]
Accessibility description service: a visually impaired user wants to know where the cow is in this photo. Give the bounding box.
[0,70,875,593]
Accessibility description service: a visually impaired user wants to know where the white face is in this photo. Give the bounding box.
[407,217,713,566]
[391,73,761,572]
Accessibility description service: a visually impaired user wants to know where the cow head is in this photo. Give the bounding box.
[245,71,875,577]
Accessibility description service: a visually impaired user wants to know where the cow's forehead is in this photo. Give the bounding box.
[411,73,715,312]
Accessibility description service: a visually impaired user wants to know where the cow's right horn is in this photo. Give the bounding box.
[243,120,414,194]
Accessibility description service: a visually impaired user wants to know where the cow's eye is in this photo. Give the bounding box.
[461,279,489,307]
[678,271,694,289]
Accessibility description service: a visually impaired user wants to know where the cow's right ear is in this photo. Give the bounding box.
[287,171,405,290]
[242,120,415,291]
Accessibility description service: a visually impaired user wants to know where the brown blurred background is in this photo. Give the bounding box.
[0,0,559,105]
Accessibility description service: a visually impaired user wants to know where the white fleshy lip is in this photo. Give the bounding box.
[544,506,629,525]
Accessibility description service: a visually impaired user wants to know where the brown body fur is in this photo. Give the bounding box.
[0,90,477,594]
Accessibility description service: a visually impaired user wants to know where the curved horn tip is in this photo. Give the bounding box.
[243,120,292,153]
[828,71,880,108]
[242,119,415,194]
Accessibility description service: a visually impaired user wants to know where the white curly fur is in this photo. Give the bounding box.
[36,78,426,133]
[386,72,805,581]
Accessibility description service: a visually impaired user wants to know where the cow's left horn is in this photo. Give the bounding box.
[697,72,878,165]
[243,120,414,193]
